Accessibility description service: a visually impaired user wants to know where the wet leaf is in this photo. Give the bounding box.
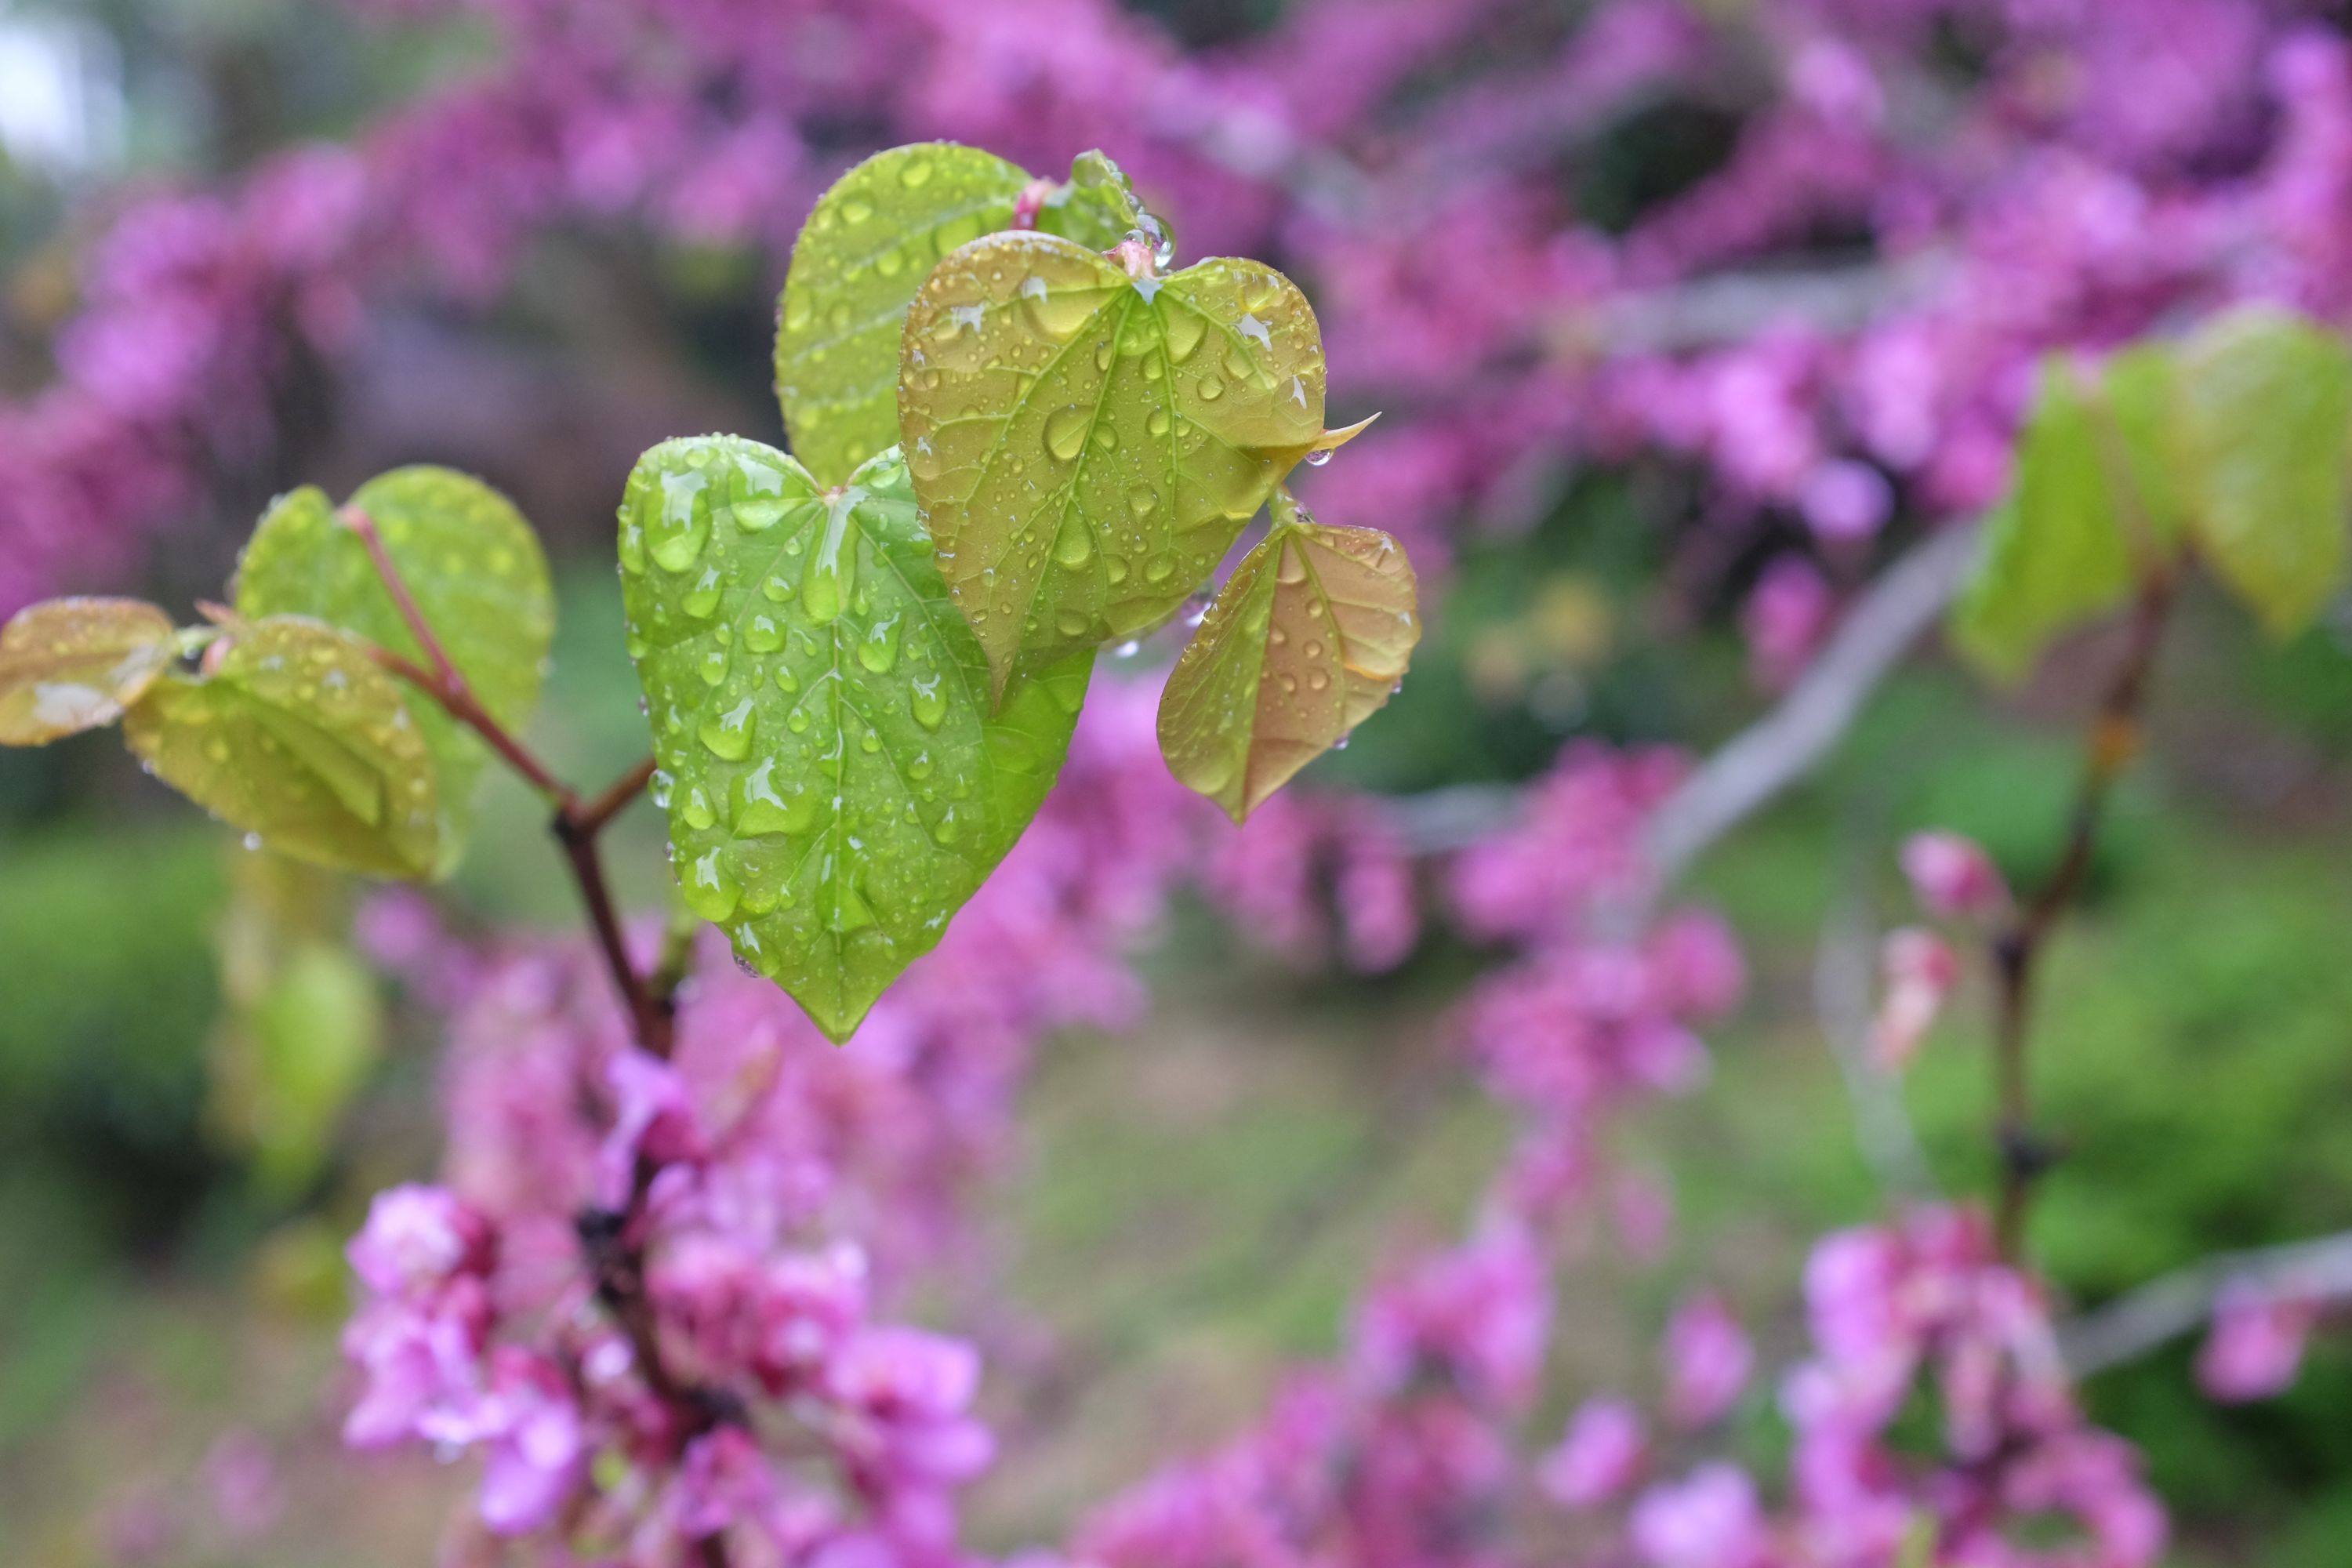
[1047,148,1152,250]
[234,467,554,877]
[2176,307,2352,638]
[1951,357,2162,683]
[902,231,1330,695]
[619,435,1091,1041]
[777,143,1035,486]
[124,617,441,878]
[0,597,177,744]
[1158,496,1419,823]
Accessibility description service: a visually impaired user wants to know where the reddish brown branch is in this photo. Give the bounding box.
[1989,564,2176,1259]
[349,516,717,1554]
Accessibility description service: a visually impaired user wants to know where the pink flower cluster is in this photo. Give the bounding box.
[343,678,1200,1559]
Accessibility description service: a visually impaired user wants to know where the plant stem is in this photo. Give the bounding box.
[347,511,723,1557]
[1989,564,2176,1259]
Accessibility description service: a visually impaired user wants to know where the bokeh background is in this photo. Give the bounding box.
[5,0,2352,1563]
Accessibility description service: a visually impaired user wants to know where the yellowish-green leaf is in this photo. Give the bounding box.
[619,436,1091,1041]
[1045,148,1152,251]
[1951,357,2153,682]
[234,467,553,877]
[0,596,178,744]
[2176,307,2352,637]
[209,848,381,1196]
[124,617,440,878]
[1158,498,1419,822]
[902,231,1329,695]
[777,143,1034,487]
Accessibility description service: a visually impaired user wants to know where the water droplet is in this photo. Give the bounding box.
[746,615,783,654]
[683,565,724,619]
[699,698,756,760]
[1052,512,1095,568]
[1196,376,1223,402]
[1113,640,1142,659]
[839,196,874,224]
[683,849,741,920]
[1183,593,1210,627]
[241,832,263,851]
[803,487,862,623]
[1163,306,1207,363]
[1044,406,1091,463]
[857,615,902,673]
[698,647,729,687]
[1305,448,1334,467]
[649,470,710,572]
[901,159,934,189]
[650,769,674,808]
[1127,483,1159,517]
[910,673,948,730]
[734,757,812,836]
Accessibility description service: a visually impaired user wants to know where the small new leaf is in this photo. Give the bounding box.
[2176,307,2352,638]
[234,468,554,877]
[0,597,177,744]
[124,617,440,879]
[902,231,1329,695]
[619,436,1091,1042]
[777,143,1035,487]
[1158,496,1419,823]
[1952,356,2167,682]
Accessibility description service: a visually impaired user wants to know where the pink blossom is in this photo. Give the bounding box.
[1872,927,1959,1069]
[1539,1396,1648,1508]
[1664,1292,1754,1428]
[347,1184,492,1298]
[1629,1463,1769,1568]
[2198,1281,2317,1402]
[1902,832,2009,920]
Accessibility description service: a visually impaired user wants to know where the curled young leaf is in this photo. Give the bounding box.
[0,596,178,745]
[902,231,1329,695]
[124,617,440,879]
[2176,307,2352,638]
[1158,498,1419,823]
[234,467,554,877]
[777,143,1036,487]
[619,435,1091,1042]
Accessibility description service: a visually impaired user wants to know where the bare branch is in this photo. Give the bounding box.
[1642,523,1980,887]
[2061,1228,2352,1379]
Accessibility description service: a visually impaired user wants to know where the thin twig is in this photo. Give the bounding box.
[2060,1227,2352,1378]
[1642,522,1984,887]
[1989,565,2176,1259]
[1384,523,1984,865]
[348,514,717,1553]
[577,755,659,838]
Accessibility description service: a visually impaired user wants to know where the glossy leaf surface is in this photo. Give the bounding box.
[0,596,177,744]
[619,436,1091,1041]
[777,143,1034,487]
[124,617,440,878]
[1952,358,2162,682]
[902,231,1328,693]
[2176,307,2352,637]
[1158,499,1419,822]
[235,468,552,875]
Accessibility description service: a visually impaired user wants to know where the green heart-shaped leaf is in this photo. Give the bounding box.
[902,231,1330,695]
[778,143,1034,487]
[1158,495,1420,822]
[124,617,440,878]
[776,143,1173,487]
[234,467,554,877]
[2176,307,2352,638]
[0,597,178,745]
[619,435,1092,1041]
